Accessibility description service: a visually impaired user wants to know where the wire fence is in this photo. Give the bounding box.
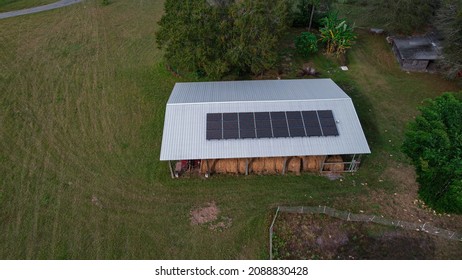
[269,205,462,260]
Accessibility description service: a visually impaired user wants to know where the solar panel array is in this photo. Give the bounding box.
[206,110,339,140]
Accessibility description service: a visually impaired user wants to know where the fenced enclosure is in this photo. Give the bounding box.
[269,206,462,260]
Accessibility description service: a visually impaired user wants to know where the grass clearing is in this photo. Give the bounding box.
[0,1,461,259]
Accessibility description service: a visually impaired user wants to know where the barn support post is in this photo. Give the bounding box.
[168,161,174,179]
[245,158,249,176]
[356,155,362,171]
[282,157,288,175]
[206,159,210,178]
[320,155,327,173]
[349,154,356,172]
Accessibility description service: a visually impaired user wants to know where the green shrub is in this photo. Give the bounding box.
[295,32,318,58]
[402,93,462,214]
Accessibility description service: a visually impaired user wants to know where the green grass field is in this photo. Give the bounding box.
[0,0,56,13]
[1,0,461,259]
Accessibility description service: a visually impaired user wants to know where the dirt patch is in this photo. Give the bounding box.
[190,201,219,225]
[272,213,462,260]
[190,202,233,231]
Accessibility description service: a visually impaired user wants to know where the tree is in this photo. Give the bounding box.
[319,13,356,57]
[156,0,231,78]
[156,0,294,78]
[227,0,293,75]
[292,0,332,29]
[402,93,462,213]
[369,0,441,34]
[435,0,462,79]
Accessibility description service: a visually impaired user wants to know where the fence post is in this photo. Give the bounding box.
[269,207,280,260]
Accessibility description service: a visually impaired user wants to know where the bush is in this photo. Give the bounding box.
[295,32,318,58]
[402,93,462,213]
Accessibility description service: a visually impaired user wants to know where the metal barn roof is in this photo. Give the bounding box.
[160,79,371,161]
[393,35,441,60]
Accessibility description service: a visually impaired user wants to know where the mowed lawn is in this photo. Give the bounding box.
[1,1,461,259]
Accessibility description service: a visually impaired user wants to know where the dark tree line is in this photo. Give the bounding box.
[156,0,293,78]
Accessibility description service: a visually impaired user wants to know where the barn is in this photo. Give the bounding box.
[391,34,442,72]
[160,79,370,178]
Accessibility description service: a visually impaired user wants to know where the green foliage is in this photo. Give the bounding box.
[156,0,293,78]
[102,0,109,6]
[369,0,441,34]
[295,32,318,58]
[319,12,356,57]
[435,0,462,79]
[402,93,462,213]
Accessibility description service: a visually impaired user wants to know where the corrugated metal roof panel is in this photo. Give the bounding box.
[160,79,371,161]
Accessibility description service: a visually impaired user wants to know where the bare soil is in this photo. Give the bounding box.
[273,212,462,260]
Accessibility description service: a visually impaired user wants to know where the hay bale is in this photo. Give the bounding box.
[237,158,248,174]
[324,156,344,172]
[214,159,227,174]
[251,158,265,173]
[302,156,324,172]
[264,157,277,174]
[274,157,285,173]
[200,160,208,174]
[225,158,239,174]
[287,157,301,175]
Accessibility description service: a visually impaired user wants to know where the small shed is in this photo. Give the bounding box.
[391,34,442,72]
[160,79,371,178]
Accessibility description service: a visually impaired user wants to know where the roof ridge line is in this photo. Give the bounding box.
[167,98,350,106]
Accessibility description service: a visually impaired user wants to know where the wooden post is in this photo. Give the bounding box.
[320,155,327,173]
[245,158,249,176]
[168,161,174,179]
[206,159,210,178]
[282,157,288,175]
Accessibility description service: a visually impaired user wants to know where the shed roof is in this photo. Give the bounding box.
[393,35,441,60]
[160,79,371,161]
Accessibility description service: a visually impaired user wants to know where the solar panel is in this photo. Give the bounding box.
[271,119,288,128]
[270,111,286,120]
[322,125,339,136]
[206,110,338,140]
[207,121,222,130]
[306,125,323,136]
[240,119,255,130]
[255,112,270,120]
[320,118,336,127]
[273,127,289,137]
[223,121,238,130]
[317,110,334,119]
[239,112,254,121]
[256,129,273,138]
[240,129,256,139]
[286,111,302,120]
[223,113,238,121]
[302,111,318,121]
[207,113,222,121]
[207,130,222,140]
[289,128,306,137]
[256,119,271,129]
[223,130,239,139]
[288,118,304,128]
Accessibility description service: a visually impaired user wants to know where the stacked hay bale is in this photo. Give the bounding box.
[250,158,265,173]
[274,157,285,173]
[302,156,324,172]
[323,156,345,172]
[287,157,302,175]
[237,158,247,174]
